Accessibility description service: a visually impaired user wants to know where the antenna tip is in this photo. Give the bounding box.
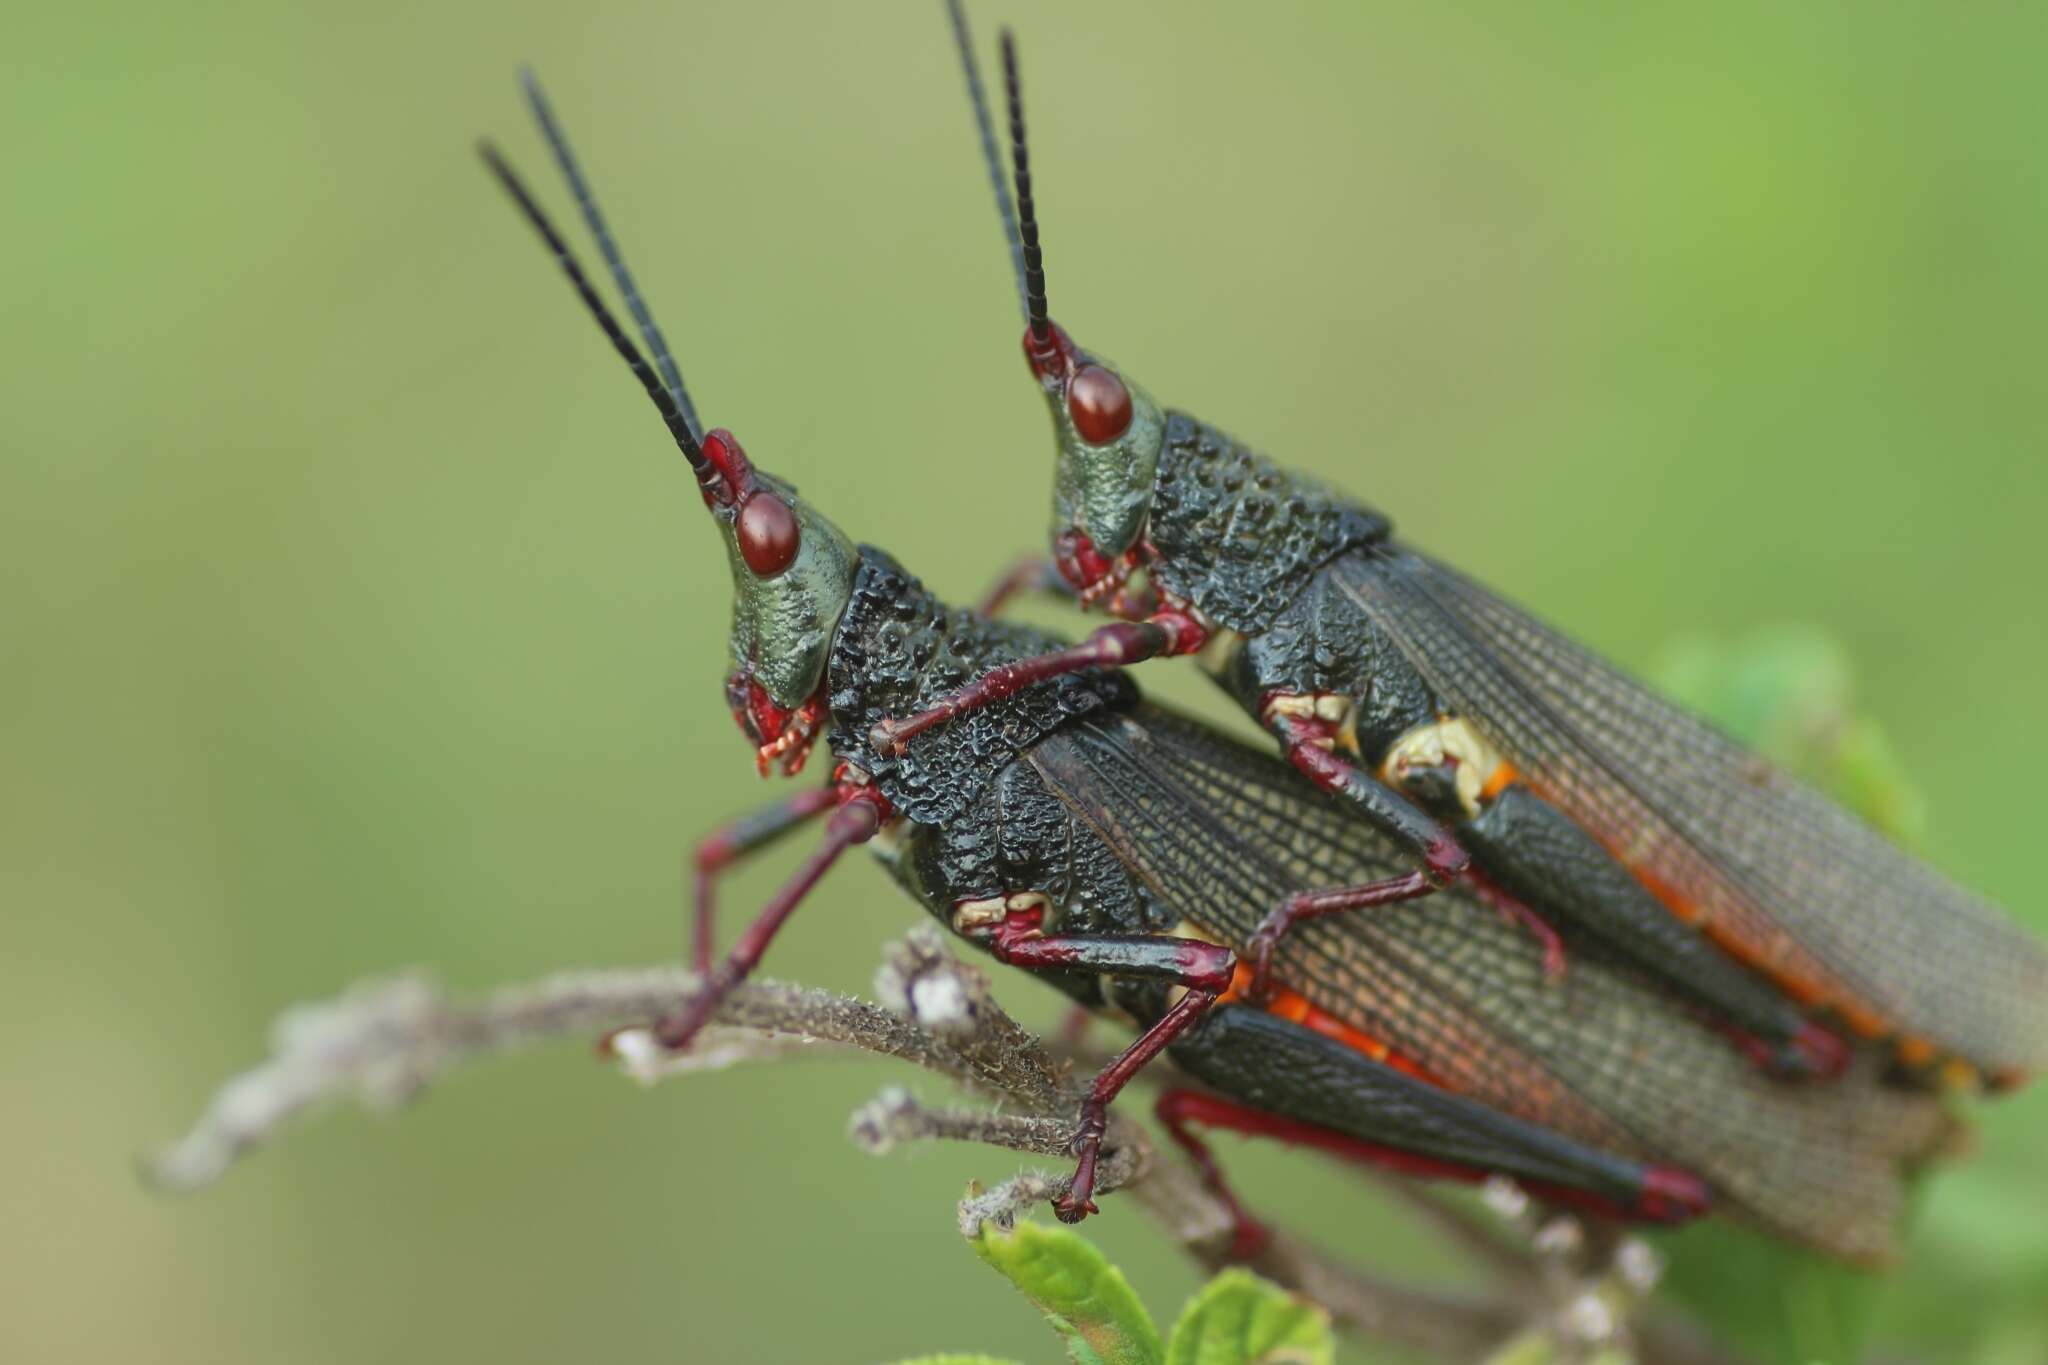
[519,65,556,116]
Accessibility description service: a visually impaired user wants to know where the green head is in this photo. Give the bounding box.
[1021,323,1166,600]
[698,430,856,775]
[483,73,855,779]
[948,15,1167,601]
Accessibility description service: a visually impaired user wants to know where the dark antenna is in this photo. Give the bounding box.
[943,0,1027,322]
[478,141,712,477]
[518,68,703,442]
[999,29,1051,341]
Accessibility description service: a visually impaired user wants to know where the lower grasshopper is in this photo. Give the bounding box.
[478,74,1950,1261]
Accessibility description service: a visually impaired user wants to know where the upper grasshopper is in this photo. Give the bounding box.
[877,6,2048,1089]
[478,71,1951,1260]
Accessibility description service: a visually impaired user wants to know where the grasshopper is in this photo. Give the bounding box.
[873,10,2048,1088]
[477,73,1950,1260]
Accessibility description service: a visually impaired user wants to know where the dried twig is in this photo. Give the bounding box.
[144,930,1746,1364]
[143,967,959,1191]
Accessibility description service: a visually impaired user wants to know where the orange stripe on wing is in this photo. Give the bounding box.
[1480,760,1521,803]
[1219,965,1439,1085]
[1500,777,1978,1078]
[1627,847,1892,1038]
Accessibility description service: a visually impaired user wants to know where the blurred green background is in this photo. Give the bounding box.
[6,1,2046,1361]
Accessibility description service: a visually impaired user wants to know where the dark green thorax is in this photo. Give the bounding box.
[825,546,1137,824]
[1145,411,1390,634]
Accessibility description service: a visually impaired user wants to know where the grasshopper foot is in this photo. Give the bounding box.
[1054,1109,1109,1222]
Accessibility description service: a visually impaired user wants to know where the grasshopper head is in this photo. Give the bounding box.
[484,75,854,782]
[699,430,856,777]
[946,15,1166,602]
[1020,322,1165,602]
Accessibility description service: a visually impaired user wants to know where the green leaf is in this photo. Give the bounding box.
[1162,1268,1333,1365]
[967,1218,1164,1365]
[888,1357,1026,1365]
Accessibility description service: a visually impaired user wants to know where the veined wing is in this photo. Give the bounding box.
[1333,547,2048,1076]
[1028,704,1952,1262]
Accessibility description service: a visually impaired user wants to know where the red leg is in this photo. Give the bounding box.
[868,611,1206,758]
[1265,712,1579,985]
[1273,715,1467,884]
[980,911,1237,1222]
[1244,872,1438,1002]
[1060,987,1220,1221]
[653,794,883,1050]
[1719,1018,1850,1081]
[974,556,1061,618]
[1152,1088,1707,1232]
[1058,1003,1094,1050]
[973,555,1144,620]
[1234,714,1496,993]
[689,786,837,971]
[1155,1090,1273,1259]
[1464,869,1569,981]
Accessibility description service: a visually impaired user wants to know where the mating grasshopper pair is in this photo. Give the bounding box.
[476,4,2043,1264]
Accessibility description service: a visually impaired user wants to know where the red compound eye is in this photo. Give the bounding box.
[1067,364,1133,446]
[736,491,800,577]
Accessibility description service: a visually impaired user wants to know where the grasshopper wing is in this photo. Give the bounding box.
[1332,548,2048,1076]
[1029,704,1953,1262]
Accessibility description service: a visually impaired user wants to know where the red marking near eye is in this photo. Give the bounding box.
[726,674,788,751]
[1022,323,1135,448]
[699,428,756,509]
[1022,322,1078,382]
[727,674,825,777]
[1053,529,1114,594]
[1052,528,1147,609]
[1067,364,1133,445]
[736,491,800,576]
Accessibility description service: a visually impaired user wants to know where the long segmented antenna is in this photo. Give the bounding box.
[999,29,1051,341]
[943,0,1028,322]
[478,141,711,476]
[518,69,703,442]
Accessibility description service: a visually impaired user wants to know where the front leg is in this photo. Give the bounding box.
[973,556,1066,618]
[968,903,1236,1222]
[689,785,837,970]
[974,554,1154,620]
[649,787,888,1052]
[869,607,1208,758]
